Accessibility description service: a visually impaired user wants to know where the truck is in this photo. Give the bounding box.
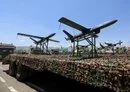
[3,54,130,92]
[0,43,15,60]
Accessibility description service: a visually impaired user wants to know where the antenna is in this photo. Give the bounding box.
[58,22,61,30]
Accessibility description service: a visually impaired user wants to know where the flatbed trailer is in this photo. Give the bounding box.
[3,54,130,92]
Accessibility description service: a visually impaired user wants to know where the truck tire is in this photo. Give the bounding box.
[16,63,28,81]
[9,61,16,76]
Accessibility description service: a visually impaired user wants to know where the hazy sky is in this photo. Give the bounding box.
[0,0,130,47]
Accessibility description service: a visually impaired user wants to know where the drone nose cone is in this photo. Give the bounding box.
[113,20,118,23]
[109,20,118,25]
[52,33,56,36]
[104,19,118,27]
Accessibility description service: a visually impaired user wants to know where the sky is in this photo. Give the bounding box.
[0,0,130,47]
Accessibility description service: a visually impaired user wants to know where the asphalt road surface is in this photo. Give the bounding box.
[0,62,36,92]
[0,62,115,92]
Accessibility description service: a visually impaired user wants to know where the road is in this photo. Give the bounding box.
[0,62,36,92]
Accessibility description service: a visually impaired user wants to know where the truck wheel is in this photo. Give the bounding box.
[16,63,28,81]
[9,62,16,76]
